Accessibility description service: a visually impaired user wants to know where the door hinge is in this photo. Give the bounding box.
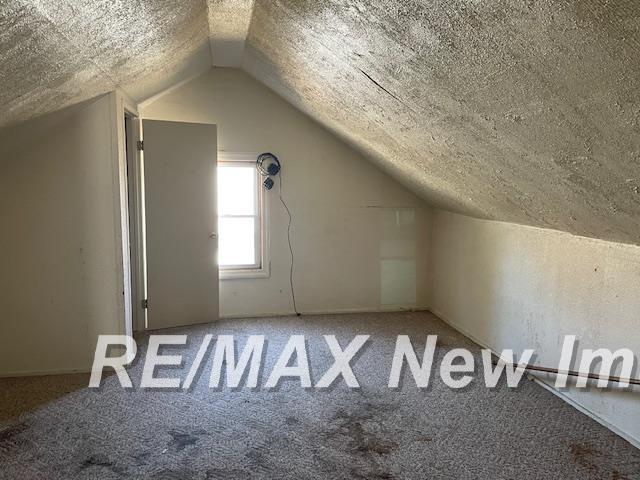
[137,140,144,151]
[141,299,148,309]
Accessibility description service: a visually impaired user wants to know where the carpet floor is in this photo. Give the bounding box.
[0,311,638,479]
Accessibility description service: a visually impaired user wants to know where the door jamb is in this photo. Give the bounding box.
[109,91,145,338]
[124,112,148,332]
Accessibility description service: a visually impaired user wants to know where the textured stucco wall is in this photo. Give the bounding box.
[429,209,640,445]
[142,68,433,317]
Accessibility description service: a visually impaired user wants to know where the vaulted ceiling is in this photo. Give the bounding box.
[1,0,639,244]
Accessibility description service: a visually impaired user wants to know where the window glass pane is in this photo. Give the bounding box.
[217,165,256,216]
[218,217,256,266]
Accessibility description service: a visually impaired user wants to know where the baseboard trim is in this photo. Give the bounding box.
[0,367,92,378]
[4,309,430,376]
[219,306,431,320]
[529,374,640,449]
[428,308,640,450]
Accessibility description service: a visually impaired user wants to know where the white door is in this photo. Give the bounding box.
[143,120,219,329]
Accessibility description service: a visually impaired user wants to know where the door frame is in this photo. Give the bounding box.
[124,112,148,332]
[109,90,146,337]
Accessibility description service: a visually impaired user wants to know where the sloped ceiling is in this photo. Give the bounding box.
[208,0,255,66]
[1,0,639,244]
[0,0,211,127]
[242,0,640,245]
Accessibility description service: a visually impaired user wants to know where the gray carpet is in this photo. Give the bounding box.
[1,311,639,479]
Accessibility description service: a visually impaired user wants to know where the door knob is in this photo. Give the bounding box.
[209,232,218,239]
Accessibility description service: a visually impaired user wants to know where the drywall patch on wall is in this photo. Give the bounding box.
[429,209,640,444]
[142,68,433,317]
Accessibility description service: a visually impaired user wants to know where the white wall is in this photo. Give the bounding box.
[429,210,640,445]
[142,68,432,317]
[0,95,127,375]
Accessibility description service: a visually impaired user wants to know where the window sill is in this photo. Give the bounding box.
[219,267,270,280]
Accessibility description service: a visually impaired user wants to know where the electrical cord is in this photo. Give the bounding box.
[278,170,300,316]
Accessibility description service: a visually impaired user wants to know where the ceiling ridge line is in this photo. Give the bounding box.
[204,0,216,67]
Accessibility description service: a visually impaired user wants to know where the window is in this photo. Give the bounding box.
[217,155,268,278]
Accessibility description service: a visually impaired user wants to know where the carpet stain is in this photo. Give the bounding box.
[324,403,399,479]
[79,453,125,475]
[245,448,269,468]
[0,423,27,442]
[167,429,207,451]
[570,443,600,473]
[0,423,28,453]
[569,442,630,480]
[611,470,631,480]
[132,451,151,466]
[80,454,113,469]
[331,404,398,457]
[285,416,299,425]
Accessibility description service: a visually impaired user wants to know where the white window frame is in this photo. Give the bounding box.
[218,152,270,280]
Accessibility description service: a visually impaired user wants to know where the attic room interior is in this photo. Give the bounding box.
[1,0,639,478]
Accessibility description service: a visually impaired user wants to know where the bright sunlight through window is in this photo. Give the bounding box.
[217,162,262,269]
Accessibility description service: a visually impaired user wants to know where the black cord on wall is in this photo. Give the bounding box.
[278,170,300,316]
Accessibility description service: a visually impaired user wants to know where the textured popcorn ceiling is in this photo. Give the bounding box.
[243,0,640,244]
[0,0,211,127]
[207,0,255,66]
[1,0,639,244]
